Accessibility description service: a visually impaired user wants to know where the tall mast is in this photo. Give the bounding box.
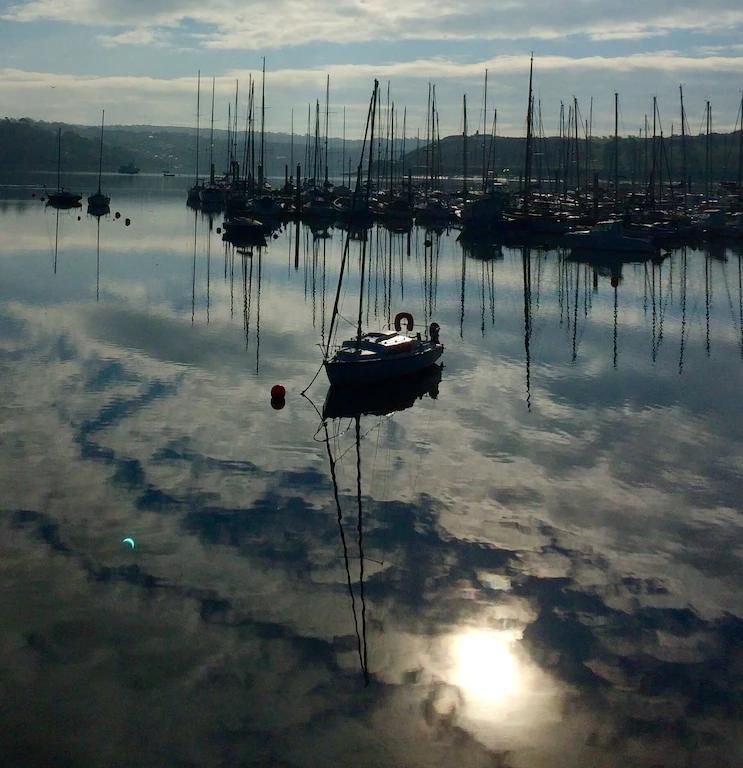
[425,83,432,193]
[290,108,294,183]
[97,109,105,194]
[241,88,250,183]
[680,84,687,204]
[194,71,201,186]
[233,78,239,173]
[342,106,346,187]
[324,74,330,185]
[434,86,441,187]
[650,96,657,206]
[401,106,407,184]
[259,57,265,189]
[523,54,534,212]
[250,79,256,184]
[738,91,743,190]
[56,125,62,191]
[705,100,711,200]
[226,103,231,176]
[314,100,320,185]
[358,80,379,346]
[305,103,311,183]
[643,113,648,196]
[614,92,619,208]
[573,96,580,198]
[389,102,395,194]
[209,77,215,185]
[482,68,488,189]
[462,93,468,195]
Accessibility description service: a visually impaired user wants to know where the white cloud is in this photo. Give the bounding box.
[5,0,743,48]
[2,52,742,136]
[98,27,170,47]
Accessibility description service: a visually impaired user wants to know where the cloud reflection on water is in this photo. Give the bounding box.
[0,199,742,766]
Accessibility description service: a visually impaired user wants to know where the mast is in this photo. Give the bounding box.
[389,102,395,195]
[314,100,320,185]
[358,81,379,346]
[233,78,239,175]
[614,92,619,208]
[401,106,407,185]
[705,100,711,200]
[425,83,432,193]
[97,109,105,194]
[325,81,378,358]
[56,125,62,191]
[342,106,346,187]
[324,74,330,185]
[290,108,294,182]
[435,90,441,188]
[194,71,201,186]
[305,103,311,184]
[462,93,468,195]
[523,54,534,212]
[250,79,256,186]
[482,69,488,189]
[209,77,215,185]
[680,84,687,204]
[650,96,657,206]
[226,103,231,176]
[738,91,743,190]
[573,96,580,199]
[259,57,265,189]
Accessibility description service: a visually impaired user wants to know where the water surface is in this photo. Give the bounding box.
[1,176,742,767]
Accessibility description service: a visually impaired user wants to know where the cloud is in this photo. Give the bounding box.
[3,48,743,135]
[2,222,743,767]
[98,26,170,47]
[5,0,743,48]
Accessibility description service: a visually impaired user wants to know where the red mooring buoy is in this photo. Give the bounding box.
[271,384,286,399]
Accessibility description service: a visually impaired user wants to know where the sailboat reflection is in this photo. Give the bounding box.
[323,363,442,420]
[318,363,444,685]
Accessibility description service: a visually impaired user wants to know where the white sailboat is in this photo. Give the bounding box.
[323,80,444,387]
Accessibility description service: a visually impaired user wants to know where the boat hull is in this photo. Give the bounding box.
[46,192,82,209]
[324,343,444,386]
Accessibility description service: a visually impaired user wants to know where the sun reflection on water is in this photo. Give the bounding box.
[451,628,522,707]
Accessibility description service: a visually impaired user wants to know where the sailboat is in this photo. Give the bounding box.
[88,109,110,212]
[323,81,444,387]
[46,126,82,209]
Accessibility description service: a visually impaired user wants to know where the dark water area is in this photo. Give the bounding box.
[1,174,742,767]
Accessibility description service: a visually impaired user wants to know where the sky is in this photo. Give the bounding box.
[1,0,743,138]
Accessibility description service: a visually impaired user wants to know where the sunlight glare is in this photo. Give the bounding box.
[451,629,522,706]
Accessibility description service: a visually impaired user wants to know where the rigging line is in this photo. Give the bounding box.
[327,415,395,465]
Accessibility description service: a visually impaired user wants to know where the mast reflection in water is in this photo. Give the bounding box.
[1,185,742,768]
[318,363,444,686]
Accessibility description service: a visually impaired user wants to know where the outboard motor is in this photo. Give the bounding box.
[429,322,440,344]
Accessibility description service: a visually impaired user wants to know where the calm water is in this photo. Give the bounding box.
[1,176,742,768]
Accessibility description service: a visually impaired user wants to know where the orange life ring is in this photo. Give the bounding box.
[394,312,414,332]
